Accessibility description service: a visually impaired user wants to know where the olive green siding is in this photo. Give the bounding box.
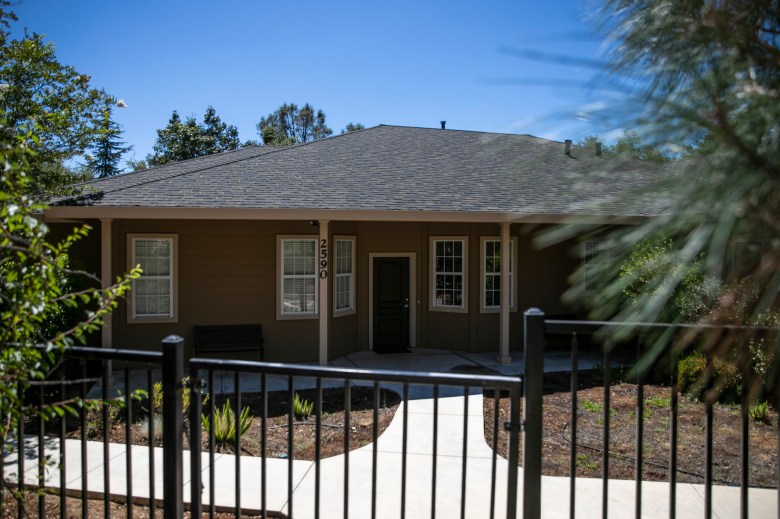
[55,219,580,361]
[48,219,103,347]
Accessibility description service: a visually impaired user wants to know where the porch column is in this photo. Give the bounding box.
[100,218,113,348]
[498,222,511,364]
[318,220,330,366]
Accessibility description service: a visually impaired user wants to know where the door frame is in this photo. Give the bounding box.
[368,252,416,350]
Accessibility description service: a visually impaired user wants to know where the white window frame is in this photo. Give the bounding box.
[277,235,319,320]
[429,236,468,312]
[127,234,178,324]
[333,236,356,316]
[480,236,518,313]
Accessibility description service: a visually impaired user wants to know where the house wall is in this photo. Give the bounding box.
[51,218,582,361]
[47,219,103,347]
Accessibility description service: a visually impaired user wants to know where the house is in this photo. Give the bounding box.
[44,125,664,364]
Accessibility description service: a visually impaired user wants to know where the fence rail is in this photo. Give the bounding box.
[186,356,524,519]
[4,310,778,519]
[526,308,779,519]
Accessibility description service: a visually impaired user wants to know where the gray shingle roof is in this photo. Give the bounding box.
[54,125,670,218]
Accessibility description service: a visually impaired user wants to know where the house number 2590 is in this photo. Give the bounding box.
[319,239,328,279]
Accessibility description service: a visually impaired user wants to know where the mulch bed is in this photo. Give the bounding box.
[68,386,401,460]
[483,373,779,487]
[0,491,272,518]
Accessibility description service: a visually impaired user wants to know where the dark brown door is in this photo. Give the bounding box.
[373,257,410,351]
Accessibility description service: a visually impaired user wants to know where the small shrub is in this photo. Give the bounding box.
[293,393,314,420]
[677,352,741,404]
[201,399,253,446]
[137,413,164,441]
[85,402,122,440]
[151,377,194,417]
[749,401,770,424]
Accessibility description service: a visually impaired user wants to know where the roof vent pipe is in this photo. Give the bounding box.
[440,121,446,130]
[595,142,602,156]
[564,139,572,156]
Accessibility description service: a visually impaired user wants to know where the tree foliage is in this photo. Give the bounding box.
[126,157,149,172]
[257,102,333,146]
[0,3,108,195]
[147,106,240,166]
[85,93,131,178]
[577,131,671,162]
[0,123,139,461]
[341,122,365,134]
[618,238,721,322]
[558,0,780,394]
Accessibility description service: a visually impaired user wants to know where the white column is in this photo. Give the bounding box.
[318,220,330,366]
[101,218,113,348]
[499,222,511,364]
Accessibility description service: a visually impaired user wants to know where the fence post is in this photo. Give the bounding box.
[190,363,203,518]
[162,335,184,519]
[523,308,545,519]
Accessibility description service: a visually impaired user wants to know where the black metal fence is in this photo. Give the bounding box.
[5,310,777,519]
[185,356,524,519]
[2,337,526,519]
[524,308,780,519]
[1,344,169,519]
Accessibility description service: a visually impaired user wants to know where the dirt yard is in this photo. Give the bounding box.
[483,375,778,487]
[69,385,401,460]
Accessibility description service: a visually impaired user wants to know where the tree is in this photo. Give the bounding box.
[0,3,109,195]
[85,93,131,178]
[257,103,333,146]
[576,130,670,162]
[0,122,139,491]
[147,106,240,166]
[561,0,780,394]
[341,122,365,134]
[126,157,149,172]
[202,106,240,155]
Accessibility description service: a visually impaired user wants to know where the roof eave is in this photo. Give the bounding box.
[42,205,650,225]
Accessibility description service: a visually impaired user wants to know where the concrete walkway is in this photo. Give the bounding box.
[4,348,778,518]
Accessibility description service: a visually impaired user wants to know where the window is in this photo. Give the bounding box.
[582,239,606,292]
[334,236,355,315]
[129,235,177,322]
[430,237,467,311]
[279,237,318,318]
[481,237,517,311]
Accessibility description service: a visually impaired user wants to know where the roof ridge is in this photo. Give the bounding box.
[375,123,567,142]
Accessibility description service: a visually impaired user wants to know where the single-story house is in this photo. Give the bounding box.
[45,125,664,364]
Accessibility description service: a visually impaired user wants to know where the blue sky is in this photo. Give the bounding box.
[13,0,613,164]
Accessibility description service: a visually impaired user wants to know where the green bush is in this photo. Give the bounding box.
[677,352,741,404]
[618,239,721,322]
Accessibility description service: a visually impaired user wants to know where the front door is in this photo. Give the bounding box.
[373,257,410,352]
